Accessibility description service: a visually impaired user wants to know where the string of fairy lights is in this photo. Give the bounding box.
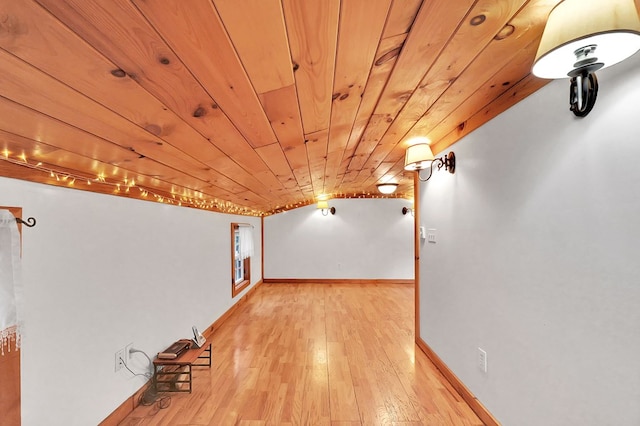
[1,151,412,216]
[0,152,263,216]
[269,192,412,214]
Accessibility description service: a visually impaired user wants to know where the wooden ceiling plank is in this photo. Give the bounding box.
[421,1,560,142]
[341,169,361,184]
[282,0,340,135]
[33,0,239,146]
[322,152,342,195]
[342,34,407,157]
[0,89,264,200]
[382,1,559,155]
[377,0,530,149]
[366,0,476,124]
[0,158,175,203]
[234,190,276,208]
[0,127,242,201]
[0,46,242,186]
[329,0,392,148]
[131,0,277,148]
[304,128,329,196]
[345,114,394,172]
[291,166,312,189]
[362,0,559,180]
[432,74,548,155]
[255,143,298,188]
[325,0,392,195]
[343,0,476,175]
[404,0,557,146]
[367,142,411,183]
[0,0,279,198]
[0,0,282,209]
[36,0,286,192]
[333,33,407,191]
[212,0,294,94]
[427,46,545,149]
[0,63,276,208]
[0,97,136,167]
[259,86,306,152]
[0,0,226,165]
[362,160,403,186]
[285,144,311,175]
[203,157,276,199]
[258,85,310,186]
[382,0,424,38]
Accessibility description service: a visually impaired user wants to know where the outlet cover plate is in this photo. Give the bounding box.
[115,348,125,372]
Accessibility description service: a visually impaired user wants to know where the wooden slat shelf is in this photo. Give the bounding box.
[152,342,212,393]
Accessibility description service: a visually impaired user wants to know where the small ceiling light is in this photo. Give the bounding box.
[376,183,399,194]
[404,143,455,182]
[532,0,640,116]
[317,200,336,216]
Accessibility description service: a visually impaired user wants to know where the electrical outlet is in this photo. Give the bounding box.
[115,348,125,372]
[478,348,487,373]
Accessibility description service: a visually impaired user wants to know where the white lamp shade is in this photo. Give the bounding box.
[404,143,435,171]
[533,0,640,79]
[376,183,399,194]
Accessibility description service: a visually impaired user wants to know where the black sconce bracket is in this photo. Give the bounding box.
[402,207,414,216]
[568,68,599,117]
[418,152,456,182]
[321,207,336,216]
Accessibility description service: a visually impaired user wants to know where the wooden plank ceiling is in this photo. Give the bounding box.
[0,0,560,216]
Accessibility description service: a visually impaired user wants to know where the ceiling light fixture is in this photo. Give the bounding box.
[376,183,399,194]
[404,143,455,181]
[532,0,640,117]
[317,200,336,216]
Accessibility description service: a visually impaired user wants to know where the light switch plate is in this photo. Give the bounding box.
[478,348,487,373]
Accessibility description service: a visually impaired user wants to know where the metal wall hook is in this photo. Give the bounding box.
[16,217,36,227]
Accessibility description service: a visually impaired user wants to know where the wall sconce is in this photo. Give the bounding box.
[376,183,398,194]
[404,143,455,181]
[532,0,640,117]
[402,207,414,216]
[317,200,336,216]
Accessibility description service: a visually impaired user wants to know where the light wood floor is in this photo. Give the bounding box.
[120,283,483,425]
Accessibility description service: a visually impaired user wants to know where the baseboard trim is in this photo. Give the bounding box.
[98,383,149,426]
[99,279,264,425]
[263,278,414,285]
[416,337,500,426]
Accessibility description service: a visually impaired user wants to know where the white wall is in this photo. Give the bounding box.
[0,178,261,426]
[264,198,414,280]
[419,54,640,425]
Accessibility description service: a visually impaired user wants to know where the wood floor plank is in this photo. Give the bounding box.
[122,283,483,425]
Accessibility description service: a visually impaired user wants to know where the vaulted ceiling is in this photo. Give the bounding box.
[0,0,561,215]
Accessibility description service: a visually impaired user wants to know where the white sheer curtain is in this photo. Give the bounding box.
[0,210,23,355]
[238,225,254,260]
